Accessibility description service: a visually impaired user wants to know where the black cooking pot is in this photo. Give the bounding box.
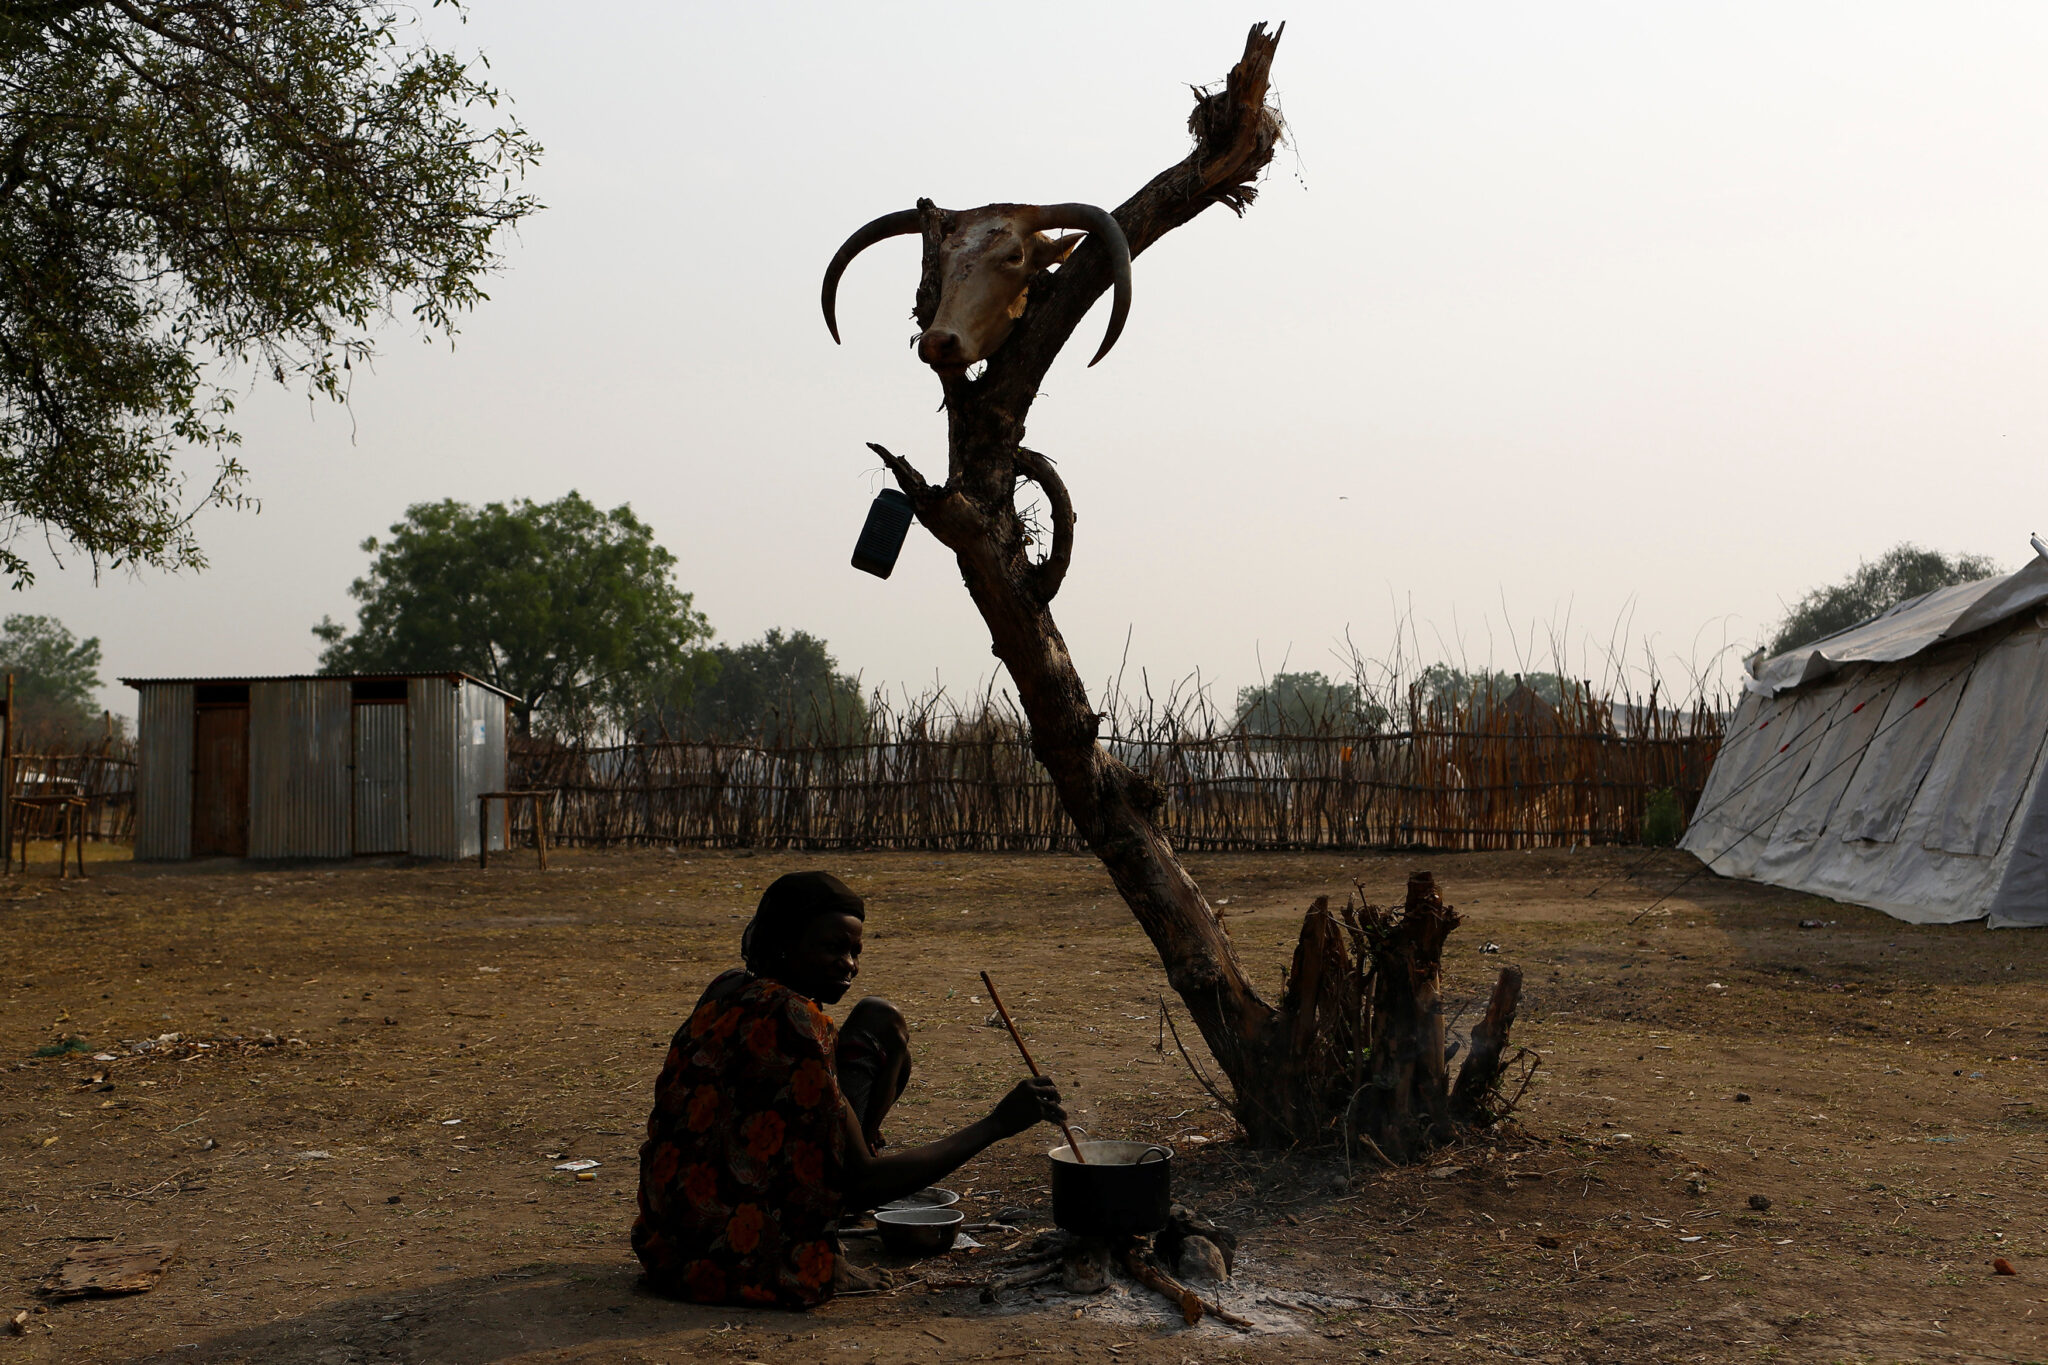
[1048,1137,1175,1238]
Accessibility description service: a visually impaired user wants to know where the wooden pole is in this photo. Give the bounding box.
[3,673,12,875]
[979,970,1085,1163]
[535,793,549,872]
[477,795,490,869]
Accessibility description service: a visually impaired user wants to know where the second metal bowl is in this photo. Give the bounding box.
[874,1206,964,1255]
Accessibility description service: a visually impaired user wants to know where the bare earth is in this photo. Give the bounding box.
[1,844,2043,1364]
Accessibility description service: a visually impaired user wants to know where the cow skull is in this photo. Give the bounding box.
[822,203,1132,372]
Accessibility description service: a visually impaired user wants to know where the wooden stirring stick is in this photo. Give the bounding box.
[980,970,1086,1164]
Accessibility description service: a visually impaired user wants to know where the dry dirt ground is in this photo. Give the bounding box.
[1,844,2044,1365]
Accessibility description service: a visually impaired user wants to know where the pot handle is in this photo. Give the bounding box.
[1137,1145,1171,1165]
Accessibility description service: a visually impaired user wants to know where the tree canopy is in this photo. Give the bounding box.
[1412,665,1570,709]
[313,493,709,735]
[1767,543,2000,657]
[1234,670,1388,735]
[654,628,866,742]
[0,612,104,738]
[0,1,539,584]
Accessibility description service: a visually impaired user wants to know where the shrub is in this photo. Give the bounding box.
[1641,787,1685,847]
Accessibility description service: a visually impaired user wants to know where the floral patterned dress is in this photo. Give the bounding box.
[632,969,848,1308]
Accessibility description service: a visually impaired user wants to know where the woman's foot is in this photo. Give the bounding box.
[832,1256,896,1294]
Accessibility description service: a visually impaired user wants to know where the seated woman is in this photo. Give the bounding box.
[632,871,1064,1309]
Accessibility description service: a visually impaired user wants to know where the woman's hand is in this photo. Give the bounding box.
[845,1075,1067,1211]
[989,1076,1065,1137]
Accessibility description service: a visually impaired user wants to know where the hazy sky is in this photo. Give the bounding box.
[20,2,2048,721]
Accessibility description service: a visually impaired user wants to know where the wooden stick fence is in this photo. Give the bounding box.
[508,684,1722,853]
[6,682,1722,855]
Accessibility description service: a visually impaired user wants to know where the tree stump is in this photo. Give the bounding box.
[1351,871,1460,1161]
[1243,871,1523,1159]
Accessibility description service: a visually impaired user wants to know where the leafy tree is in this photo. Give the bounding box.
[1412,665,1571,709]
[1768,543,2000,656]
[0,2,539,584]
[0,613,103,739]
[314,493,710,735]
[1234,670,1388,735]
[658,629,866,742]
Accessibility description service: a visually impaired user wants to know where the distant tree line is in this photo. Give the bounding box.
[0,614,111,742]
[306,503,2010,742]
[647,629,865,744]
[313,492,862,741]
[1231,666,1573,737]
[1765,543,2001,657]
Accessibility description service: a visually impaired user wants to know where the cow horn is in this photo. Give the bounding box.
[821,209,923,344]
[1029,203,1132,366]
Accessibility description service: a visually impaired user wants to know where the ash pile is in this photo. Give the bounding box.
[966,1204,1410,1336]
[981,1205,1239,1324]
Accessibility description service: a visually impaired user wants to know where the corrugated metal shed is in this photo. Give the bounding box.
[353,700,408,854]
[458,677,508,859]
[133,683,193,860]
[249,679,350,858]
[407,675,460,859]
[122,672,514,862]
[404,675,508,860]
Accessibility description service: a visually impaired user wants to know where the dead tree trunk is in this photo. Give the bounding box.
[869,24,1517,1153]
[1450,962,1526,1125]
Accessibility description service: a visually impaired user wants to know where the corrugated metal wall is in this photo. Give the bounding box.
[408,677,459,858]
[405,677,507,859]
[456,678,508,858]
[249,679,351,858]
[352,703,409,853]
[133,683,194,860]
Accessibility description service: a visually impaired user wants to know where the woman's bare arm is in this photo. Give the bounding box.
[839,1077,1063,1212]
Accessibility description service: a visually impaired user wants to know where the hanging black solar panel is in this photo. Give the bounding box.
[851,488,915,578]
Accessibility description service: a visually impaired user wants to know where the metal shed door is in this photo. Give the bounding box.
[191,701,249,856]
[353,702,409,853]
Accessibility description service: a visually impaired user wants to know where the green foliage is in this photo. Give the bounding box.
[1768,544,2001,656]
[0,613,103,738]
[1414,665,1570,708]
[1641,786,1685,847]
[660,629,867,742]
[0,2,540,584]
[1234,670,1388,735]
[314,493,710,735]
[32,1035,90,1057]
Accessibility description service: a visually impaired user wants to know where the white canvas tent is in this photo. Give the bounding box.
[1681,555,2048,928]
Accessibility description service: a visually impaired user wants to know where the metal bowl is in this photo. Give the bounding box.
[874,1206,964,1255]
[878,1185,959,1213]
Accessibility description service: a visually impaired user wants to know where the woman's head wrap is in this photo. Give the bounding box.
[741,871,865,973]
